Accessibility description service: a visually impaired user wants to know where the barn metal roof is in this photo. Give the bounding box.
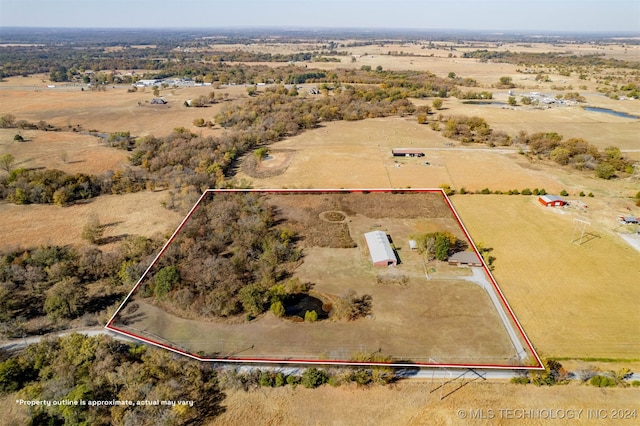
[364,231,396,265]
[539,195,565,203]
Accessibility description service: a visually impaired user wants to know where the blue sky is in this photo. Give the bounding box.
[0,0,638,33]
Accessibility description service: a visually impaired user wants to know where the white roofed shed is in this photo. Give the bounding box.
[364,231,397,267]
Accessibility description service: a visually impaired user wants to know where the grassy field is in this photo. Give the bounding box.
[0,190,183,252]
[235,115,632,194]
[0,74,247,136]
[207,380,640,426]
[452,195,640,359]
[0,128,128,175]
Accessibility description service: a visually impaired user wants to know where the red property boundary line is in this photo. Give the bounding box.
[105,188,544,370]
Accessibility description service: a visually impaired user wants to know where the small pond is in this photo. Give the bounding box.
[583,107,638,119]
[284,294,329,320]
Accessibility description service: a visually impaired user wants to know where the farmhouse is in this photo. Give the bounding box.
[364,231,397,267]
[538,195,567,207]
[392,148,425,157]
[448,251,482,267]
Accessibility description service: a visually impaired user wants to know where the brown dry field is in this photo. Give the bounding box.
[450,195,640,360]
[0,190,183,252]
[115,192,532,366]
[206,381,640,426]
[235,115,637,196]
[0,129,128,174]
[3,380,639,426]
[0,74,248,136]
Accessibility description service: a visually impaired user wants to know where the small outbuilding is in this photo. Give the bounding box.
[392,148,425,157]
[364,231,397,267]
[538,195,567,207]
[409,239,418,251]
[448,251,482,267]
[619,216,639,224]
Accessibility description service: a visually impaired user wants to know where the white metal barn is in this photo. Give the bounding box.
[364,230,397,266]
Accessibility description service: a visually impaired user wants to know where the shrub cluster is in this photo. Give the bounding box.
[0,168,147,205]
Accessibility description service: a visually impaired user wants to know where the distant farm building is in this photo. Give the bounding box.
[135,79,162,87]
[538,195,567,207]
[619,216,640,224]
[448,251,482,267]
[392,148,425,157]
[364,231,397,267]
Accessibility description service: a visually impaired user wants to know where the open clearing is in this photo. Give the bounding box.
[0,74,248,136]
[0,190,182,252]
[207,381,640,426]
[452,195,640,359]
[110,191,537,367]
[0,129,128,175]
[235,115,639,196]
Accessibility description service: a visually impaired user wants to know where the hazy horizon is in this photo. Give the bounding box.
[1,0,638,34]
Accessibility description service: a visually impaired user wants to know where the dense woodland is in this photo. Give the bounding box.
[0,334,224,425]
[0,236,161,335]
[136,192,303,319]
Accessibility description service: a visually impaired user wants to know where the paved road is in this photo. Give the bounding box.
[462,267,529,361]
[0,327,135,352]
[2,328,638,382]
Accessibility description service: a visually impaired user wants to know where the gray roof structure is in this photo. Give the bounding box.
[448,251,482,265]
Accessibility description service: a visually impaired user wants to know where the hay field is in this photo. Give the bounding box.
[0,190,182,252]
[0,74,247,136]
[0,129,128,175]
[451,195,640,359]
[236,117,565,192]
[208,381,640,426]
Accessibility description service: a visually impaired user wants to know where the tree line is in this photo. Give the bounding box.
[0,168,147,206]
[0,236,160,336]
[0,333,224,425]
[430,115,634,179]
[462,49,640,70]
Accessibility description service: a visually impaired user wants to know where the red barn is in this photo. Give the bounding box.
[538,195,567,207]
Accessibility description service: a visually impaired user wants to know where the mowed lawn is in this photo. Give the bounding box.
[452,195,640,359]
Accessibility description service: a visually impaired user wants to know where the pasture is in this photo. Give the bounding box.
[208,381,640,426]
[452,195,640,359]
[0,190,183,253]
